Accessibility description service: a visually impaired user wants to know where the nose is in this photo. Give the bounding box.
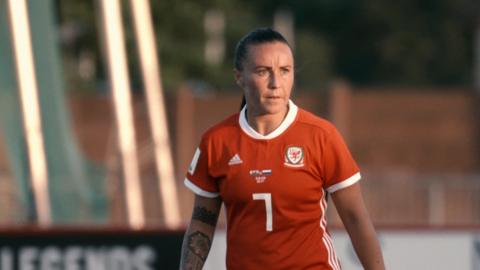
[268,70,279,89]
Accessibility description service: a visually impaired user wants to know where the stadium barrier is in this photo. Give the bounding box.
[205,227,480,270]
[0,227,183,270]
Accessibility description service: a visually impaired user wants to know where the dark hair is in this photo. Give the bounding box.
[235,28,291,110]
[234,27,291,71]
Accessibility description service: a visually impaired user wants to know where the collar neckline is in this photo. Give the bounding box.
[239,100,298,140]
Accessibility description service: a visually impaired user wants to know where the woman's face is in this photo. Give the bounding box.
[235,41,294,117]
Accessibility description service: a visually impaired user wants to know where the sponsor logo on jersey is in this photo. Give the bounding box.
[188,148,201,174]
[284,146,304,167]
[249,169,272,183]
[228,153,243,165]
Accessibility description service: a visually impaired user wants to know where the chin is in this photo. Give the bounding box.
[260,101,288,115]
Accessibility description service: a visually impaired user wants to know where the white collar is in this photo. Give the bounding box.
[239,100,298,140]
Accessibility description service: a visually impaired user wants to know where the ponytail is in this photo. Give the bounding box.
[239,95,246,111]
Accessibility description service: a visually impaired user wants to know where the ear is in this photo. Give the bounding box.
[234,69,243,87]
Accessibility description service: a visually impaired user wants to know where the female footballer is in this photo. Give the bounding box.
[180,27,385,270]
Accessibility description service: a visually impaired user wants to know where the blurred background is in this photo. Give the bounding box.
[1,0,480,269]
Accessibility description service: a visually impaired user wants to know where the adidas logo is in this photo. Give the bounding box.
[228,154,243,166]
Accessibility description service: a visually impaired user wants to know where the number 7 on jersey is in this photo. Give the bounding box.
[252,193,273,232]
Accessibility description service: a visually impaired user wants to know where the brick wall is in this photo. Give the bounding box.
[346,89,479,173]
[0,87,478,226]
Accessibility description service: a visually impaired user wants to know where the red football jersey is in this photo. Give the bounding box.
[185,100,360,270]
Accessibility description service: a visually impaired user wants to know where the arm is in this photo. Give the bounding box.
[331,183,385,270]
[180,194,222,270]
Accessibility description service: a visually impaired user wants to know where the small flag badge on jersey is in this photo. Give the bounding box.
[284,146,304,167]
[249,169,272,183]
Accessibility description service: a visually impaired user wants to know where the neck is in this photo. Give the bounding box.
[246,106,289,136]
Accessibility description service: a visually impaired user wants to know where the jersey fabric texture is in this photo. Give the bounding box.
[185,100,360,270]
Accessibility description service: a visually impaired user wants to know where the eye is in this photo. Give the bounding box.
[255,69,268,76]
[280,67,291,75]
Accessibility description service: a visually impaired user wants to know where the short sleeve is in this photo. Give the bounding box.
[322,126,361,193]
[184,136,220,198]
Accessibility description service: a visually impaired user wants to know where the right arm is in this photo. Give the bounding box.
[180,194,222,270]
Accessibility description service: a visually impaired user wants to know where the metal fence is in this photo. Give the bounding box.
[328,172,480,227]
[2,169,479,227]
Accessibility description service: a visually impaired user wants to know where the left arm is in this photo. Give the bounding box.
[331,182,385,270]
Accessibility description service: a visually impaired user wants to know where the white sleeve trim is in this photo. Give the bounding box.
[326,172,361,193]
[184,178,220,198]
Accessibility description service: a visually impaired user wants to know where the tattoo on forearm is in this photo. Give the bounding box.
[192,206,219,226]
[181,231,212,270]
[188,231,211,260]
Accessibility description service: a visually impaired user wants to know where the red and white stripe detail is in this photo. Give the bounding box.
[319,190,341,270]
